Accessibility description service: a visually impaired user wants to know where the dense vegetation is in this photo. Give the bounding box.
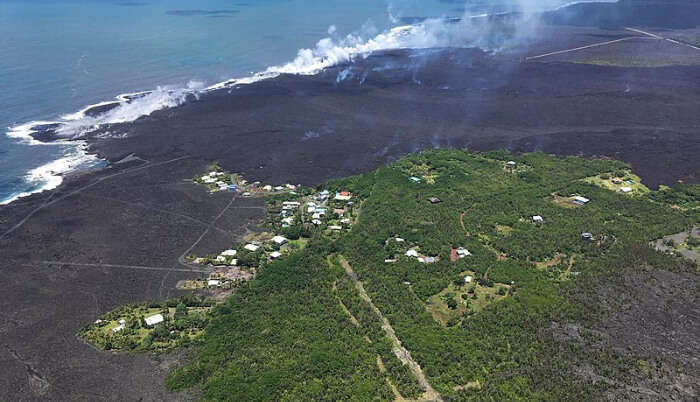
[165,150,697,400]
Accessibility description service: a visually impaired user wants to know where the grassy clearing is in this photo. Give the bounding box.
[583,171,649,195]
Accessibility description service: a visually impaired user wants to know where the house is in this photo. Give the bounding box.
[272,236,287,245]
[203,176,215,184]
[612,178,622,184]
[312,219,322,225]
[215,255,226,263]
[428,197,441,204]
[395,237,405,242]
[532,215,544,223]
[409,176,421,183]
[340,218,351,225]
[572,196,590,205]
[283,201,300,207]
[112,323,125,333]
[307,205,316,214]
[317,190,329,201]
[423,256,436,263]
[315,208,327,215]
[263,185,273,191]
[221,249,237,256]
[229,259,238,266]
[620,187,633,193]
[334,191,352,201]
[312,213,322,220]
[244,243,260,252]
[145,313,164,327]
[417,257,425,263]
[329,225,342,230]
[506,161,516,167]
[456,247,471,258]
[581,232,593,240]
[208,279,221,288]
[405,249,419,258]
[285,184,296,190]
[270,251,282,259]
[385,259,397,263]
[228,184,237,192]
[274,186,285,191]
[282,217,294,225]
[464,275,473,283]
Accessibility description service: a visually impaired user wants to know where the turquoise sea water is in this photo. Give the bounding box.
[0,0,588,204]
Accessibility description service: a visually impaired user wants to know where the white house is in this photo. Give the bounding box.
[385,259,397,263]
[340,218,351,224]
[395,237,405,243]
[334,192,352,201]
[456,247,471,258]
[282,217,294,225]
[229,259,238,266]
[620,187,633,193]
[573,196,590,205]
[244,243,260,252]
[532,215,544,223]
[263,185,273,191]
[272,236,288,245]
[464,275,473,283]
[329,225,342,230]
[203,176,215,184]
[405,249,419,258]
[506,161,516,167]
[270,251,282,259]
[221,249,237,256]
[145,313,164,327]
[215,255,226,263]
[208,279,221,288]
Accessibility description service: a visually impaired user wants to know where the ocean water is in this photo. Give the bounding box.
[0,0,606,205]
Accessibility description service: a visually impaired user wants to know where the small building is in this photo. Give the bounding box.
[456,247,471,258]
[274,186,285,191]
[464,275,473,283]
[270,251,282,259]
[340,218,351,225]
[612,178,622,184]
[312,213,322,220]
[423,256,436,263]
[229,259,238,266]
[244,243,260,252]
[285,184,296,190]
[395,237,405,243]
[329,225,342,230]
[532,215,544,223]
[620,187,633,193]
[312,219,322,225]
[572,196,590,205]
[307,206,316,214]
[208,279,221,288]
[112,323,125,333]
[405,249,419,258]
[282,217,294,225]
[263,185,273,191]
[506,161,516,167]
[428,197,441,204]
[581,232,593,240]
[409,176,421,183]
[283,201,300,207]
[221,249,237,256]
[334,191,352,201]
[385,259,397,263]
[242,192,251,197]
[145,313,164,327]
[272,236,288,245]
[215,255,226,263]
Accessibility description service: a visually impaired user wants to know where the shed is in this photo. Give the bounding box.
[581,232,593,240]
[428,197,441,204]
[506,161,516,167]
[145,313,164,327]
[532,215,544,223]
[464,275,473,283]
[409,176,421,183]
[270,251,282,259]
[329,225,342,230]
[620,187,633,193]
[573,196,590,205]
[221,249,237,256]
[208,279,221,288]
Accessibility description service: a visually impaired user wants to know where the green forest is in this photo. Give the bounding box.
[156,150,697,400]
